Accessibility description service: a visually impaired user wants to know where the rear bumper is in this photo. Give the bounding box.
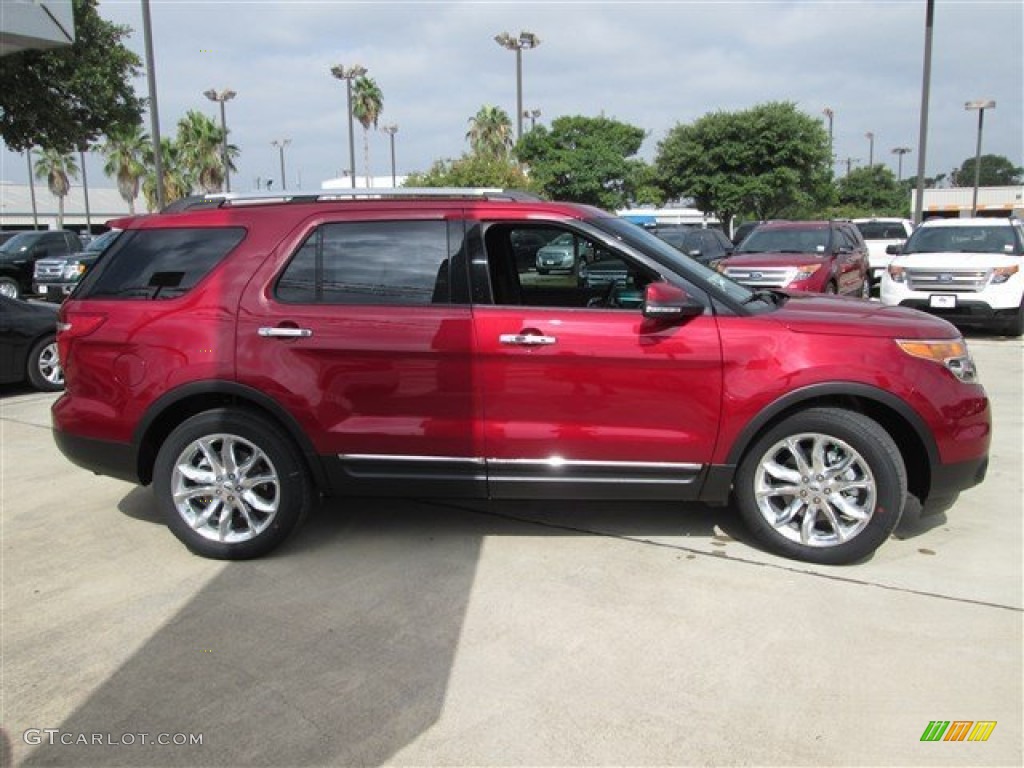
[53,428,140,484]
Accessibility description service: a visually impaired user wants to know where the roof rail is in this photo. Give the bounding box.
[161,187,543,212]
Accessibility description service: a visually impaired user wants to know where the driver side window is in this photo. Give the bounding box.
[482,222,654,310]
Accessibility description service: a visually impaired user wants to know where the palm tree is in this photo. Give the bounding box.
[34,149,79,229]
[467,105,514,159]
[101,124,149,214]
[352,76,383,187]
[142,139,192,210]
[176,110,237,193]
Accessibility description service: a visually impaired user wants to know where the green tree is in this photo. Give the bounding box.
[101,124,148,214]
[352,76,384,186]
[34,149,80,228]
[467,106,514,159]
[655,102,834,232]
[176,110,237,193]
[142,139,191,211]
[835,165,907,217]
[515,115,648,209]
[405,154,531,189]
[950,154,1023,187]
[0,0,144,153]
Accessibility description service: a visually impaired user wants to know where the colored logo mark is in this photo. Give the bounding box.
[920,720,997,742]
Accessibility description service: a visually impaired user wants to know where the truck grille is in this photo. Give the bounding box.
[906,269,988,293]
[722,267,792,289]
[34,259,67,279]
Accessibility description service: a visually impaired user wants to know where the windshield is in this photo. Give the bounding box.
[82,229,120,254]
[903,225,1021,255]
[738,227,830,254]
[855,222,908,240]
[589,216,754,304]
[0,233,38,253]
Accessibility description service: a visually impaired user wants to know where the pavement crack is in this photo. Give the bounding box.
[422,499,1023,615]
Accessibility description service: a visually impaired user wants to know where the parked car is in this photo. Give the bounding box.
[52,189,990,565]
[655,227,734,267]
[0,230,83,299]
[731,220,764,246]
[880,217,1024,336]
[853,218,914,286]
[0,295,63,391]
[535,232,593,274]
[717,220,870,297]
[33,229,120,301]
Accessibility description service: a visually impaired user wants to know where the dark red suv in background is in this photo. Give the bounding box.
[52,190,989,565]
[718,220,870,297]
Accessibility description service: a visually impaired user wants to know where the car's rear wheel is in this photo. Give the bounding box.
[0,277,20,299]
[734,407,906,565]
[154,409,312,559]
[26,335,64,391]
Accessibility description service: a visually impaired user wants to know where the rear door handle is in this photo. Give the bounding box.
[499,333,557,346]
[258,327,313,338]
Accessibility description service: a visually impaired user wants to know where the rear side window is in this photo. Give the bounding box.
[77,227,245,300]
[276,220,451,305]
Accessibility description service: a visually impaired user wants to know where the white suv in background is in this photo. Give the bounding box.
[880,217,1024,336]
[853,218,914,287]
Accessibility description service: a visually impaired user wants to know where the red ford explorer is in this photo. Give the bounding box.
[52,190,990,564]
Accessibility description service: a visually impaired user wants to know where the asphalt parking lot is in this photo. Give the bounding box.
[1,332,1021,767]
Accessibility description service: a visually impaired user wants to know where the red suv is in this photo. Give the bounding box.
[718,220,870,297]
[52,190,990,564]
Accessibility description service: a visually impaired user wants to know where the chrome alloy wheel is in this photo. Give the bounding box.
[37,341,63,386]
[170,434,280,543]
[753,432,876,548]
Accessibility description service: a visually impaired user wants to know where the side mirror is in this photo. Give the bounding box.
[642,282,703,322]
[885,244,902,255]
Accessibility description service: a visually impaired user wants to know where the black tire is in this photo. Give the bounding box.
[1003,301,1024,337]
[0,276,20,300]
[734,407,907,565]
[153,408,312,559]
[26,335,64,391]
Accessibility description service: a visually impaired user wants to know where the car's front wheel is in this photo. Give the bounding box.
[0,276,20,299]
[153,409,312,559]
[734,407,906,565]
[26,335,64,391]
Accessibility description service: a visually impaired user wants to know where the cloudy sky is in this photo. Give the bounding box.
[2,0,1022,196]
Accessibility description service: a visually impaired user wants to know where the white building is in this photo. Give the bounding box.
[913,185,1024,219]
[0,182,132,232]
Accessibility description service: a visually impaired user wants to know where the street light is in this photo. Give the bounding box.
[822,107,834,164]
[380,124,398,187]
[865,132,875,167]
[495,31,540,142]
[203,88,237,192]
[523,108,541,131]
[271,139,291,190]
[965,99,996,216]
[891,146,913,181]
[330,64,367,188]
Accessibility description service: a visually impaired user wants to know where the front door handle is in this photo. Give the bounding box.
[258,327,313,338]
[499,333,557,346]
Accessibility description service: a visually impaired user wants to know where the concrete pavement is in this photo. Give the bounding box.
[1,332,1021,766]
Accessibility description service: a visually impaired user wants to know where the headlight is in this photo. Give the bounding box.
[62,261,86,280]
[896,338,978,383]
[990,265,1019,284]
[787,264,822,283]
[888,265,907,283]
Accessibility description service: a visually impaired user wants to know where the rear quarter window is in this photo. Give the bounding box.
[76,227,245,300]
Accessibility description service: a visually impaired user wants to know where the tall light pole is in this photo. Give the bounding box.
[271,139,290,190]
[913,0,936,225]
[203,88,237,192]
[822,107,834,166]
[523,108,541,131]
[330,64,367,189]
[26,149,39,229]
[865,132,875,167]
[141,0,164,209]
[381,124,398,187]
[965,99,996,216]
[891,146,912,181]
[495,31,540,142]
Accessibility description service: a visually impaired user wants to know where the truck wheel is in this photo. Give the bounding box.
[26,335,64,391]
[734,407,906,565]
[153,408,312,559]
[0,277,20,299]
